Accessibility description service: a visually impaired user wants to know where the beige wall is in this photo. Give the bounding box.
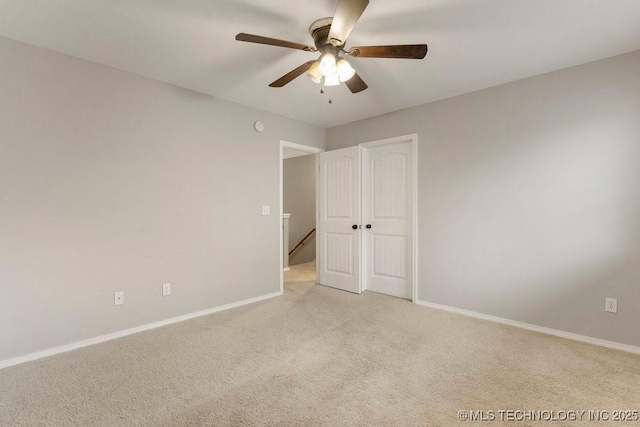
[0,37,325,361]
[283,154,316,265]
[327,51,640,347]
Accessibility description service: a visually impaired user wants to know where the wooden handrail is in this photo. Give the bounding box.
[289,228,316,256]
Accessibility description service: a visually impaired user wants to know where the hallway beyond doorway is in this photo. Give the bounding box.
[284,260,316,285]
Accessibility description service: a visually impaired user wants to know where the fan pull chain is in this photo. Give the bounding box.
[319,89,332,104]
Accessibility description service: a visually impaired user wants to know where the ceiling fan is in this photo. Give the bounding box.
[235,0,428,94]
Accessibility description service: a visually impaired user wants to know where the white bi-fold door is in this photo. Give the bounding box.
[317,137,414,299]
[317,146,362,294]
[362,141,414,299]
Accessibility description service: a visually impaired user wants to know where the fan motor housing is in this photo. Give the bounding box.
[310,18,342,53]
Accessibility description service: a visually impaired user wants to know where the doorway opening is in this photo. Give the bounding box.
[279,141,324,294]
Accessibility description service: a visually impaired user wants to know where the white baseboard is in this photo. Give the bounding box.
[415,299,640,355]
[0,291,282,371]
[283,267,290,272]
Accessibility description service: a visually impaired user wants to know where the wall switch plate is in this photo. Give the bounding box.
[605,297,617,313]
[261,205,271,216]
[163,283,171,297]
[114,291,124,306]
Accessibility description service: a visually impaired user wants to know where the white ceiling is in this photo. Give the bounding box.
[1,0,640,128]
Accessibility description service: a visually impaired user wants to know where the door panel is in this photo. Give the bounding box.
[373,153,407,218]
[325,233,354,275]
[372,235,407,279]
[317,147,361,293]
[363,141,413,299]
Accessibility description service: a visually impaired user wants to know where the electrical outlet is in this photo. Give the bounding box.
[605,297,617,313]
[261,205,271,216]
[163,283,171,297]
[114,291,124,306]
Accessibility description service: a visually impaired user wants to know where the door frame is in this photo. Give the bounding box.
[279,140,324,295]
[359,133,419,302]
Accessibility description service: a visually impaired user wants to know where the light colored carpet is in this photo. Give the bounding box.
[1,276,639,426]
[284,260,316,284]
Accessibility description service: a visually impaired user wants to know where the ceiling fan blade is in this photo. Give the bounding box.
[328,0,369,46]
[347,44,428,59]
[345,72,368,94]
[269,61,316,87]
[235,33,316,52]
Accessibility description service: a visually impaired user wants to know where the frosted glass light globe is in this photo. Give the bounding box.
[324,73,340,87]
[336,59,355,82]
[319,53,337,77]
[306,61,322,84]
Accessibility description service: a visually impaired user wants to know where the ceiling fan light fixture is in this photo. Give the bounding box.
[319,53,337,76]
[236,0,428,93]
[324,73,340,87]
[306,61,323,84]
[336,59,355,82]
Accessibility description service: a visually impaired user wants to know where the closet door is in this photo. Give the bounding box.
[317,147,362,294]
[362,141,413,299]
